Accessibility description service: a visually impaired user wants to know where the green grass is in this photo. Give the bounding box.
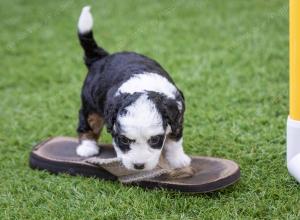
[0,0,295,219]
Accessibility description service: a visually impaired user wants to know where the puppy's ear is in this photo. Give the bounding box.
[104,95,123,134]
[163,97,184,139]
[148,91,185,140]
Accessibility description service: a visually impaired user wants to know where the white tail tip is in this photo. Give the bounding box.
[78,6,93,34]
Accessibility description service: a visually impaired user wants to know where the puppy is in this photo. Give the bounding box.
[76,6,191,171]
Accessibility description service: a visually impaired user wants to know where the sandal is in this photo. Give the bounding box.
[29,137,240,193]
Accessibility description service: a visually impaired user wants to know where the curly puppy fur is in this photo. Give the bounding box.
[76,6,191,170]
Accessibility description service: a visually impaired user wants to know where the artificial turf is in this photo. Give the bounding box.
[0,0,295,219]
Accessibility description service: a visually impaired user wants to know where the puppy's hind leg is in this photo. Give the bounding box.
[76,110,104,157]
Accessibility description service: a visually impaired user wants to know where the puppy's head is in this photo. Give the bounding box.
[105,91,183,171]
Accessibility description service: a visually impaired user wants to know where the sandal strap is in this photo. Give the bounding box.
[85,156,194,183]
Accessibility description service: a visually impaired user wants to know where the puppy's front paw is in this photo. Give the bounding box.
[166,152,191,169]
[76,140,99,157]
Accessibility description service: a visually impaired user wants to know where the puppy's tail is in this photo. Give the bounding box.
[78,6,108,67]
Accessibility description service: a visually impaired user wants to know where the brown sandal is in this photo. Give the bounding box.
[29,137,240,193]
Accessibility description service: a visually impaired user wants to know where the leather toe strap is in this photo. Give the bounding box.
[85,155,194,183]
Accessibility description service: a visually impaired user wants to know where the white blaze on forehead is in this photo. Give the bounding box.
[116,72,177,99]
[117,94,164,140]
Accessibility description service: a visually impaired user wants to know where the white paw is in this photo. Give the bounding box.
[166,152,191,169]
[76,140,99,157]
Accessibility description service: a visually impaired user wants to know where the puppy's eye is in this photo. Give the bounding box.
[119,135,133,145]
[148,135,160,145]
[148,135,164,149]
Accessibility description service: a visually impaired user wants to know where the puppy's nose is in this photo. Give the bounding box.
[133,163,145,170]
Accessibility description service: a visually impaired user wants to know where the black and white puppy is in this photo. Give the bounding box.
[76,6,191,171]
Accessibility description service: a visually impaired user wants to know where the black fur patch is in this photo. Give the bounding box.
[146,91,185,141]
